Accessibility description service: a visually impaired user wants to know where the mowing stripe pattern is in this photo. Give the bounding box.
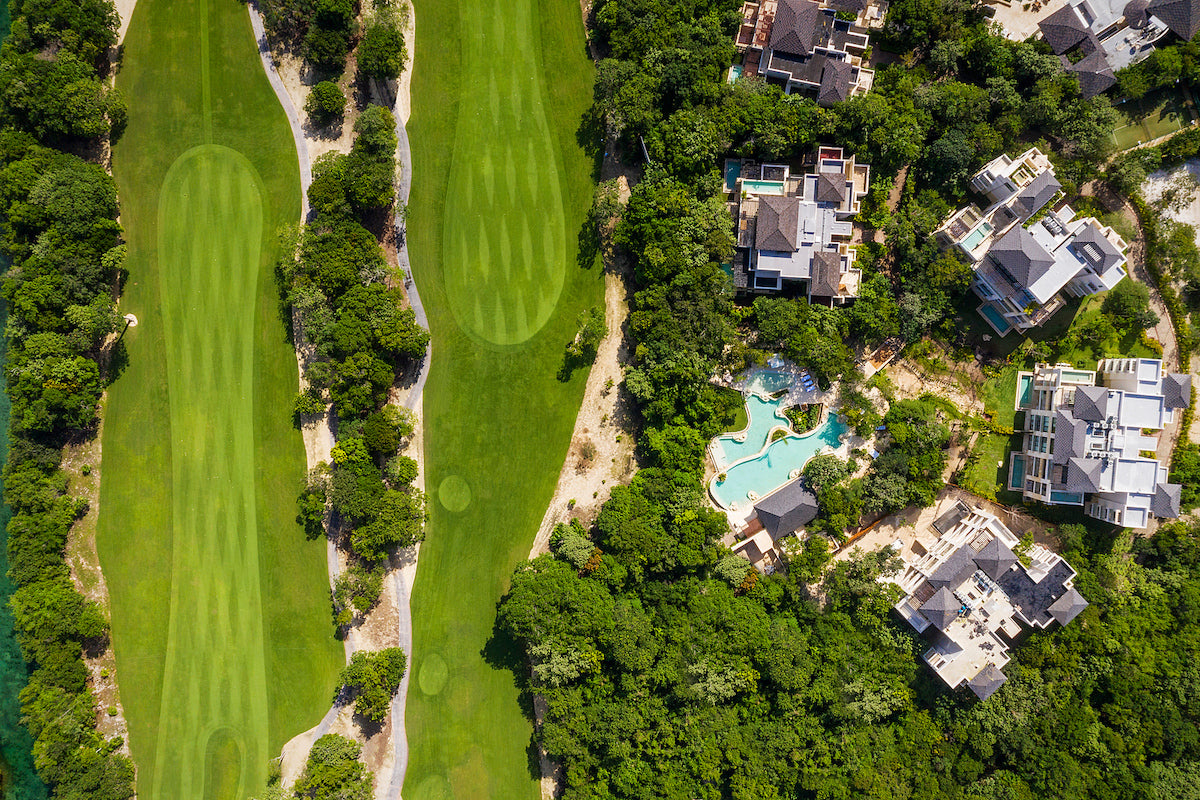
[153,145,269,799]
[97,0,342,797]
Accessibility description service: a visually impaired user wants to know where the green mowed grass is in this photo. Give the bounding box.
[404,0,600,795]
[97,0,341,797]
[1112,90,1190,151]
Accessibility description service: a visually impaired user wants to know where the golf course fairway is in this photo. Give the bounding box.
[404,0,600,796]
[96,0,342,797]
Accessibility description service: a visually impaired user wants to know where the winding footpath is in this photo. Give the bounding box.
[248,4,426,797]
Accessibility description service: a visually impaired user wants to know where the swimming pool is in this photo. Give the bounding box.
[1062,370,1093,383]
[1050,490,1083,504]
[1017,374,1032,408]
[724,160,742,192]
[744,368,793,397]
[728,64,743,84]
[1009,454,1025,490]
[742,180,785,195]
[960,222,993,252]
[712,394,790,470]
[711,416,849,510]
[980,303,1011,334]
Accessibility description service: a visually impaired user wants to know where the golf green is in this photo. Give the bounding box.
[96,0,341,797]
[404,0,600,795]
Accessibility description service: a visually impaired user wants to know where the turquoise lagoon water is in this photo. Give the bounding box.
[712,394,789,469]
[711,416,849,510]
[744,368,792,396]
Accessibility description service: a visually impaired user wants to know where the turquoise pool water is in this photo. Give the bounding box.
[724,160,741,192]
[742,180,785,195]
[728,64,743,84]
[1050,490,1083,504]
[713,394,789,469]
[1062,370,1093,383]
[1017,374,1032,408]
[980,303,1011,334]
[1009,454,1025,490]
[745,368,793,397]
[712,416,849,509]
[961,222,992,252]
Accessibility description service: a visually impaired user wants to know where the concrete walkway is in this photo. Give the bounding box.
[248,5,425,797]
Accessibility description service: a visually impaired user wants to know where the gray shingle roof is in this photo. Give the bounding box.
[968,664,1008,701]
[1125,0,1152,26]
[810,250,843,297]
[1012,170,1062,220]
[1163,372,1192,409]
[756,195,800,252]
[817,58,853,107]
[920,586,961,630]
[1070,224,1124,273]
[928,545,979,591]
[754,478,819,537]
[988,225,1056,288]
[1073,385,1111,422]
[1152,482,1182,518]
[974,537,1018,580]
[1039,4,1089,53]
[1048,587,1088,625]
[1148,0,1200,40]
[771,0,821,56]
[1065,456,1103,493]
[815,170,848,204]
[1053,410,1090,465]
[1068,50,1117,99]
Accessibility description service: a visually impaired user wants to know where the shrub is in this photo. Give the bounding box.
[305,80,347,124]
[357,21,406,80]
[340,648,407,722]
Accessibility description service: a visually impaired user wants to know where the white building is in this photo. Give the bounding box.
[1009,359,1188,528]
[734,0,879,104]
[892,504,1087,700]
[729,147,867,299]
[935,149,1128,337]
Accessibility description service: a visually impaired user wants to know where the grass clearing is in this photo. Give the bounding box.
[403,0,600,795]
[97,0,342,797]
[959,432,1022,503]
[1111,89,1191,151]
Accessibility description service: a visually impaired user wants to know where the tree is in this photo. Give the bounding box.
[349,488,425,561]
[293,734,373,800]
[357,21,406,80]
[1102,278,1158,331]
[305,81,347,124]
[803,453,850,493]
[340,648,406,723]
[343,105,397,210]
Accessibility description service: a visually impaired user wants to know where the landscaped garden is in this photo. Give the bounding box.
[402,0,601,797]
[96,0,342,797]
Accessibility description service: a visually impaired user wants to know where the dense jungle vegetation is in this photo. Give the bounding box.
[499,0,1200,797]
[0,0,134,797]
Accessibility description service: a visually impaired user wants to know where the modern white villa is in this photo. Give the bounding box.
[733,0,880,103]
[892,504,1087,700]
[935,148,1129,337]
[1009,359,1189,528]
[728,146,868,299]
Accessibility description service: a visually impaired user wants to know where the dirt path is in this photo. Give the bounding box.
[528,193,638,560]
[251,4,425,796]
